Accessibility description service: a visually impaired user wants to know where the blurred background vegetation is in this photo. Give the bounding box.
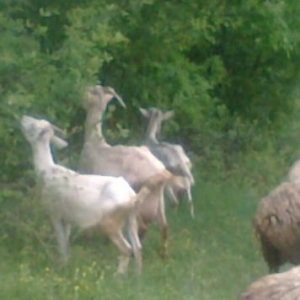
[1,0,300,189]
[1,1,300,298]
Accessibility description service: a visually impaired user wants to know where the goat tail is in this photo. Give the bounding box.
[144,169,173,188]
[132,185,151,205]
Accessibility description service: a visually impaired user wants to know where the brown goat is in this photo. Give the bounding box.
[253,180,300,273]
[238,266,300,300]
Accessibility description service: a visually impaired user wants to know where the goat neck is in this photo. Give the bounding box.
[84,105,109,147]
[145,116,161,145]
[32,139,55,174]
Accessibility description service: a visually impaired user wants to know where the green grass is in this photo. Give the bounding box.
[0,180,267,300]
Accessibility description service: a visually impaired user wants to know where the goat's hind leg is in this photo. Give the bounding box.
[107,230,132,275]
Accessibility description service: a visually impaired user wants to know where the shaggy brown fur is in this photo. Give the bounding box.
[238,266,300,300]
[253,181,300,272]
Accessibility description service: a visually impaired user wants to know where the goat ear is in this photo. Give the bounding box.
[162,110,174,120]
[139,108,150,118]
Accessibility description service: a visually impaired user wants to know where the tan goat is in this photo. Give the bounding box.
[78,85,172,257]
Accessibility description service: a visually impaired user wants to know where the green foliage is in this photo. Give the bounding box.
[0,2,127,180]
[211,0,300,124]
[1,0,300,185]
[98,0,300,172]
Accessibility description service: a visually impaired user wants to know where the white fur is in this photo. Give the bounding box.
[21,115,143,274]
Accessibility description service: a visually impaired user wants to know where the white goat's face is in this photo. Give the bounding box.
[21,116,53,145]
[21,116,68,149]
[84,85,125,112]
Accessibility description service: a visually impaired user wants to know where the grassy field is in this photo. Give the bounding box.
[0,178,268,300]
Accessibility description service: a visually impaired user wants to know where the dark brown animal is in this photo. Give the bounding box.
[253,181,300,273]
[238,266,300,300]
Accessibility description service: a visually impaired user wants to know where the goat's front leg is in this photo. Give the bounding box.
[156,186,168,258]
[51,218,70,264]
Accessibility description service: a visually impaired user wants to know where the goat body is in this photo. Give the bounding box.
[41,166,137,228]
[238,266,300,300]
[80,141,168,189]
[21,115,143,274]
[253,180,300,273]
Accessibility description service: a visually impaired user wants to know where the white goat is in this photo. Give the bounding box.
[21,115,146,274]
[79,85,172,257]
[139,107,195,218]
